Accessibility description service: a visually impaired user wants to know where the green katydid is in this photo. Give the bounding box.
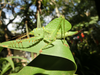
[25,15,78,53]
[0,16,78,53]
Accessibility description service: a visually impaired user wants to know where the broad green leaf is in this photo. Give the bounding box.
[16,40,77,75]
[0,40,77,75]
[10,73,17,75]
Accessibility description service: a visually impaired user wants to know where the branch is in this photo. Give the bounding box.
[90,33,97,44]
[6,13,18,26]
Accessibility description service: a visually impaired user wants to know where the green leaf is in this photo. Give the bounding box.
[16,40,77,75]
[0,56,28,75]
[0,40,77,75]
[0,57,14,70]
[1,63,11,75]
[9,73,17,75]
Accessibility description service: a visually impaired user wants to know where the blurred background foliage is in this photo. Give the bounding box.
[0,0,100,75]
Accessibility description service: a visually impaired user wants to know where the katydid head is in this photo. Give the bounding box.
[29,28,44,37]
[60,15,65,19]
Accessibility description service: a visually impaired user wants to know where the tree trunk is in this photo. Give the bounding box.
[4,27,12,57]
[36,0,42,19]
[0,10,12,57]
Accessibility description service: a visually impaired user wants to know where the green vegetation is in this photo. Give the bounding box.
[0,0,99,75]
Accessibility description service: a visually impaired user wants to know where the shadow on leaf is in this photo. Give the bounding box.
[34,73,48,75]
[28,54,76,71]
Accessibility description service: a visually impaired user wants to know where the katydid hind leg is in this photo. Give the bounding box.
[39,39,55,53]
[8,35,42,48]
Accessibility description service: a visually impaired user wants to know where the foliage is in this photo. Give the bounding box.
[0,0,100,75]
[65,0,100,75]
[0,55,29,75]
